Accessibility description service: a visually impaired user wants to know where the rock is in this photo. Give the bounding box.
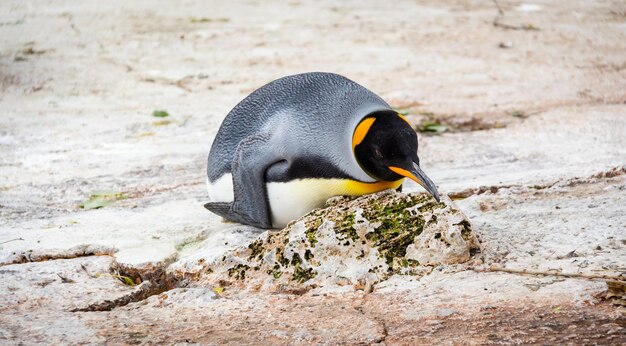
[498,41,514,49]
[173,190,481,292]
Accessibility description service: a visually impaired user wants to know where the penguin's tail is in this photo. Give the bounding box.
[204,202,235,220]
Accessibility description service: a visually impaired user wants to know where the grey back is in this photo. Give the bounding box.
[207,72,391,182]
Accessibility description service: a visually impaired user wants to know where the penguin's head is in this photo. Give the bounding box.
[352,110,440,202]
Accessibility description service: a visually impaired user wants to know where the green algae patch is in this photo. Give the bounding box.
[247,239,264,261]
[292,264,317,283]
[332,210,359,241]
[368,214,425,267]
[227,264,250,281]
[267,265,282,279]
[305,226,318,246]
[79,190,127,210]
[360,194,430,267]
[418,200,446,213]
[290,253,317,283]
[151,110,169,118]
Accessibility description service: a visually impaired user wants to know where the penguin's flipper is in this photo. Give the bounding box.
[229,132,280,229]
[203,202,236,221]
[204,201,262,226]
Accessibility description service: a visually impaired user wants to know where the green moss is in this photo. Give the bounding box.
[227,264,250,281]
[418,201,446,213]
[374,216,424,266]
[291,253,302,266]
[267,264,282,279]
[304,249,313,261]
[362,195,427,267]
[276,252,316,283]
[247,239,264,261]
[266,233,276,245]
[292,266,316,283]
[333,211,359,241]
[267,248,316,282]
[363,194,429,220]
[400,258,420,268]
[305,225,318,246]
[276,249,289,267]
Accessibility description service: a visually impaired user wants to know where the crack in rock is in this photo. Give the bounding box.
[71,280,158,312]
[71,260,178,312]
[0,244,117,267]
[448,165,626,199]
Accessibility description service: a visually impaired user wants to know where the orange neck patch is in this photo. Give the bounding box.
[352,117,376,149]
[397,113,411,126]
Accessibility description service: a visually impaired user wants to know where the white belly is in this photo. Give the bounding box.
[266,180,344,228]
[208,175,403,229]
[206,174,234,202]
[267,178,403,228]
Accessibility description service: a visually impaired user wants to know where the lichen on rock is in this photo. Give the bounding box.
[190,190,481,292]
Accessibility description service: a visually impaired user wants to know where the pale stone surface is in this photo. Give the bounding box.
[1,0,625,344]
[0,256,128,344]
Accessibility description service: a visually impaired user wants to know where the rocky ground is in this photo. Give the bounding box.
[1,0,625,344]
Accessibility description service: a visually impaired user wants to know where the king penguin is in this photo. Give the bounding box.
[206,72,440,229]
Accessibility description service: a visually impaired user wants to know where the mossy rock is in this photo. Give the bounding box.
[195,190,480,292]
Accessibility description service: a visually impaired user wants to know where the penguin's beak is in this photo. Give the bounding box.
[389,163,440,202]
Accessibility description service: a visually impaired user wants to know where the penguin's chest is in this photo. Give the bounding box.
[266,178,403,228]
[206,174,403,228]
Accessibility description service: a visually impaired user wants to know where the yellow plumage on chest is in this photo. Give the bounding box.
[266,178,404,228]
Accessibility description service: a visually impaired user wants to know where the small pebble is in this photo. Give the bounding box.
[498,41,514,49]
[438,308,457,317]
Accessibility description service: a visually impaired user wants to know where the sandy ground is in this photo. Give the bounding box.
[1,0,625,344]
